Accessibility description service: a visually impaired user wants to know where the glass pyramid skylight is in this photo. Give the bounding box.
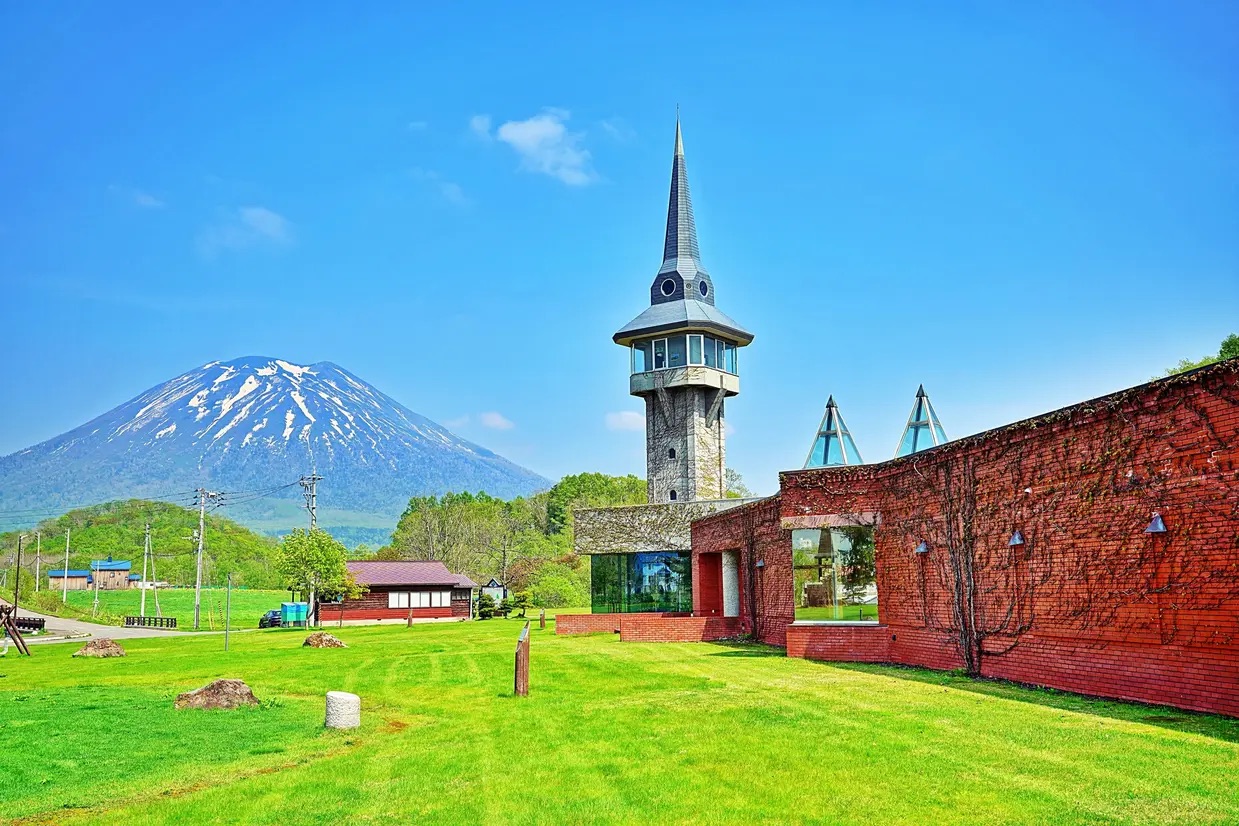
[895,385,948,457]
[804,396,863,468]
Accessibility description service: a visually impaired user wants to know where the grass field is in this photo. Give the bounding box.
[795,604,879,622]
[36,588,290,630]
[2,619,1237,825]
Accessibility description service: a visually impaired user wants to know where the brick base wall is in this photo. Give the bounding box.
[555,613,622,635]
[786,623,891,662]
[619,614,742,642]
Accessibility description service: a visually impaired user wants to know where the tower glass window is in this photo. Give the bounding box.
[667,336,686,367]
[688,335,703,365]
[632,341,652,373]
[653,339,667,369]
[699,280,709,297]
[661,279,676,296]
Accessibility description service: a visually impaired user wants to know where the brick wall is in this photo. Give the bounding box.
[692,496,795,646]
[555,613,622,635]
[618,614,741,642]
[786,624,891,662]
[695,362,1239,717]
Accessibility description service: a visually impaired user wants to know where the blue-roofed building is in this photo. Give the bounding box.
[88,556,134,590]
[47,568,91,591]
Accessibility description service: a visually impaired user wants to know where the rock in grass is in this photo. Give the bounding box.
[303,632,347,649]
[73,638,126,658]
[175,679,259,710]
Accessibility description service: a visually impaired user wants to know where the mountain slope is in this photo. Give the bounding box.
[0,356,549,531]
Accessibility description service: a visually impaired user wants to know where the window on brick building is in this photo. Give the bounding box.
[792,526,877,623]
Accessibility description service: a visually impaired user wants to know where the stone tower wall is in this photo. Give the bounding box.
[644,385,726,503]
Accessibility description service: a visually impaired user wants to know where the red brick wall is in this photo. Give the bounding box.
[618,614,741,642]
[697,362,1239,717]
[555,613,622,635]
[786,624,892,662]
[692,497,795,646]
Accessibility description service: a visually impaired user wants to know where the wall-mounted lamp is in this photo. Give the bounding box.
[1008,530,1025,547]
[755,559,765,569]
[1144,513,1167,534]
[914,541,930,555]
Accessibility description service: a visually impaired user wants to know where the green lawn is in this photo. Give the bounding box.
[2,620,1236,825]
[38,588,290,630]
[795,603,879,622]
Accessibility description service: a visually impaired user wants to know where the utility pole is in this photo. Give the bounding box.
[140,523,151,619]
[299,474,323,531]
[13,535,25,615]
[224,572,232,651]
[62,528,70,603]
[34,532,41,593]
[193,488,220,631]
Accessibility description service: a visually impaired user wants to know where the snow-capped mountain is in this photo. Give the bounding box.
[0,357,549,534]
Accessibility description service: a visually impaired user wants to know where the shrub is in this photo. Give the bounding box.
[476,593,496,620]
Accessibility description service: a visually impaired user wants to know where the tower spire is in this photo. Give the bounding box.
[662,117,701,272]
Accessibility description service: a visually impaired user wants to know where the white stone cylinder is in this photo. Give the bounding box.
[722,550,740,618]
[325,691,361,729]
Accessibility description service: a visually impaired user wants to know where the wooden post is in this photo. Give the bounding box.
[514,621,530,697]
[539,608,546,630]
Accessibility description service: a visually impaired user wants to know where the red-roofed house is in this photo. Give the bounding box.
[318,561,478,623]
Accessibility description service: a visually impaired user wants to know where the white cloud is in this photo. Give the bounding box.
[469,114,492,139]
[599,117,636,142]
[494,109,595,186]
[197,206,294,258]
[480,411,515,430]
[410,168,469,206]
[444,415,470,430]
[109,185,165,209]
[605,411,645,431]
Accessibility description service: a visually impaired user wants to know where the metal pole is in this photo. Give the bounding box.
[140,524,150,618]
[194,489,206,630]
[13,535,24,615]
[34,532,40,592]
[224,572,232,651]
[63,528,70,603]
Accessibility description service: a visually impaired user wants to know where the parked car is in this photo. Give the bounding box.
[258,609,282,629]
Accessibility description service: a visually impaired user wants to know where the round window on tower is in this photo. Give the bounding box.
[699,280,709,297]
[660,279,676,297]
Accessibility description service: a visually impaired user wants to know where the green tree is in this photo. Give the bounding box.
[476,592,496,620]
[510,590,532,618]
[724,468,754,499]
[275,529,364,606]
[546,473,646,534]
[1162,333,1239,376]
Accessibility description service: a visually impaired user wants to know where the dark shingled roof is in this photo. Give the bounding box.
[614,118,753,346]
[346,560,477,589]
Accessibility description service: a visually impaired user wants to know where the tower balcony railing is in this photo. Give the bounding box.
[631,366,740,397]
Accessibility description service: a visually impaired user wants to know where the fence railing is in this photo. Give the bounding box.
[124,615,177,629]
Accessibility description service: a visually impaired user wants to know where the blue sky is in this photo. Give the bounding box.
[1,2,1236,495]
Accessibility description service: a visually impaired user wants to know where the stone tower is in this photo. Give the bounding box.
[614,119,754,504]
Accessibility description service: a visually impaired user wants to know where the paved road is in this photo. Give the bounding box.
[1,598,182,644]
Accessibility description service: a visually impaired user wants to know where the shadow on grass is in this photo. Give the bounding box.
[704,642,785,658]
[820,661,1239,744]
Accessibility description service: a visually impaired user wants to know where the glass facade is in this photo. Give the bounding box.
[792,527,878,622]
[631,335,738,375]
[590,552,693,613]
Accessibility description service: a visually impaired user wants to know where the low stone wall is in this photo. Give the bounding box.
[555,613,622,635]
[618,614,741,642]
[786,623,891,662]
